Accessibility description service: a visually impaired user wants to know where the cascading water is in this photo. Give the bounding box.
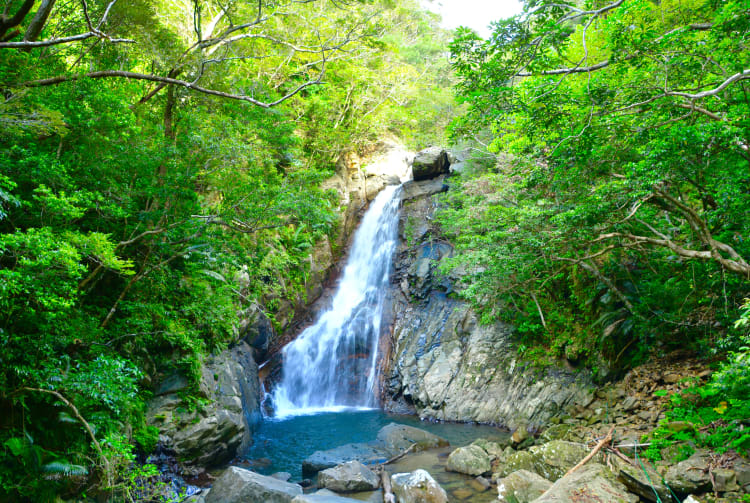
[271,185,401,418]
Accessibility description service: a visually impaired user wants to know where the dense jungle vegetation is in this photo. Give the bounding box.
[439,0,749,459]
[0,0,749,499]
[0,0,453,499]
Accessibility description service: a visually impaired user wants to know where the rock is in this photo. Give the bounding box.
[496,450,536,478]
[512,426,530,445]
[664,451,712,494]
[303,443,388,474]
[612,457,675,502]
[391,469,448,503]
[528,440,604,481]
[385,299,592,429]
[411,147,449,181]
[271,472,292,481]
[621,396,638,412]
[445,444,492,476]
[292,489,363,503]
[539,424,571,443]
[147,342,262,468]
[376,423,449,453]
[532,463,638,503]
[471,438,508,460]
[204,467,302,503]
[497,469,552,503]
[303,424,445,475]
[401,177,448,201]
[712,468,739,492]
[318,460,380,492]
[474,476,491,490]
[449,161,466,175]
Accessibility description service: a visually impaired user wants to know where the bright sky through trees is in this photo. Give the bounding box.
[424,0,523,38]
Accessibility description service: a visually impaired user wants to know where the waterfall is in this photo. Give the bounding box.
[272,185,401,418]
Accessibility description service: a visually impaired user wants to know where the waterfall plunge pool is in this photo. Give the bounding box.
[239,409,508,481]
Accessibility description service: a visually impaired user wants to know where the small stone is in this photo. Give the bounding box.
[451,487,473,500]
[712,468,739,492]
[475,476,491,489]
[621,396,638,411]
[511,427,529,445]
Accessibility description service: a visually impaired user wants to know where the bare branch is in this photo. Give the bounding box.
[0,32,134,48]
[18,69,323,108]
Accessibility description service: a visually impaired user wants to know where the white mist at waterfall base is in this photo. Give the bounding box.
[271,185,401,419]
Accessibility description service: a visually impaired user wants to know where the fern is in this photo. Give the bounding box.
[42,460,88,480]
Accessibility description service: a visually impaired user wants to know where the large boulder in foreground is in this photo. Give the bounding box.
[292,489,364,502]
[532,463,637,503]
[411,147,449,181]
[391,469,448,503]
[205,466,302,503]
[318,460,379,492]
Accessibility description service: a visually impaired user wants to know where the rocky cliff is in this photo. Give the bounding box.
[383,150,593,432]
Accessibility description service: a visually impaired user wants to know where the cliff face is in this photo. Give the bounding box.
[382,160,593,431]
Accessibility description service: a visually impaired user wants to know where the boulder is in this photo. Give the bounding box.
[147,342,262,468]
[528,440,604,481]
[612,457,675,502]
[303,424,446,475]
[318,460,379,492]
[292,489,363,503]
[391,469,448,503]
[497,470,552,503]
[496,450,537,479]
[471,438,508,461]
[664,451,712,494]
[411,147,449,181]
[303,443,388,475]
[400,178,448,201]
[446,444,491,476]
[205,467,302,503]
[376,423,449,453]
[532,463,638,503]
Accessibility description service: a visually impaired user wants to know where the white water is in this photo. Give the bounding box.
[272,185,401,418]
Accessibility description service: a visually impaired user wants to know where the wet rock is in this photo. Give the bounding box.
[411,147,449,181]
[204,466,302,503]
[533,463,638,503]
[375,423,449,453]
[317,460,380,492]
[302,443,388,474]
[445,444,491,476]
[292,489,364,502]
[496,469,551,503]
[664,451,712,494]
[391,469,448,503]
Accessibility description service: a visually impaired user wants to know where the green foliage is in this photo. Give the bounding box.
[0,0,454,498]
[440,0,750,370]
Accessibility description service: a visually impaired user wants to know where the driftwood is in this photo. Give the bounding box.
[382,443,416,465]
[378,466,395,503]
[563,425,615,478]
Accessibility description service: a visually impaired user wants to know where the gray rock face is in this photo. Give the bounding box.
[446,444,491,476]
[147,342,262,468]
[391,469,448,503]
[318,460,380,492]
[384,185,593,429]
[205,466,302,503]
[494,441,603,482]
[411,147,450,181]
[497,470,552,503]
[664,451,712,494]
[532,463,638,503]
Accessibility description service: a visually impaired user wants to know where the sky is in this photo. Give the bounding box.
[423,0,524,39]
